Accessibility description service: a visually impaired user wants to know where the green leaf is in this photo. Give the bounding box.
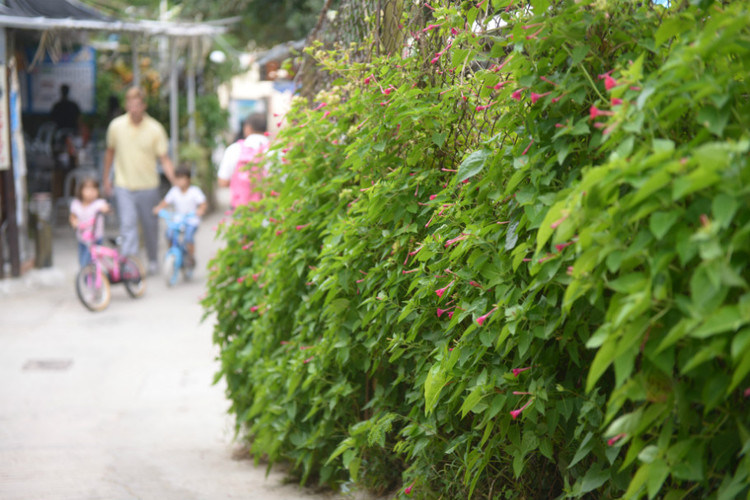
[712,193,738,228]
[647,459,669,499]
[570,45,589,65]
[690,305,744,339]
[457,149,490,182]
[697,106,730,137]
[569,431,595,469]
[728,349,750,394]
[587,337,617,392]
[424,363,447,414]
[649,211,681,240]
[580,463,610,493]
[460,385,486,417]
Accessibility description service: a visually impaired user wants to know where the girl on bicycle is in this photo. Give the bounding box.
[152,165,207,268]
[70,177,110,268]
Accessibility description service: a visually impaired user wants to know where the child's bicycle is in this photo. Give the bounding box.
[75,213,146,312]
[158,209,196,287]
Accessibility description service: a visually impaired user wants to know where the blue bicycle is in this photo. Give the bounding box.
[157,209,197,286]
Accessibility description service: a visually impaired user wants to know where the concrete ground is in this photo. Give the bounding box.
[0,190,357,500]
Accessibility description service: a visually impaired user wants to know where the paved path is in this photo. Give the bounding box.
[0,191,350,500]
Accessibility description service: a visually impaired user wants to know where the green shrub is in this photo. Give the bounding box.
[204,0,750,497]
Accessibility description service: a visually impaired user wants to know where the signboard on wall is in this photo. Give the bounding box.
[228,98,267,136]
[22,46,96,114]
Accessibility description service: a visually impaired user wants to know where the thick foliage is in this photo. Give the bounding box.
[204,1,750,498]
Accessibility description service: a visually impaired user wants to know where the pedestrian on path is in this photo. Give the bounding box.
[217,113,269,210]
[102,86,176,275]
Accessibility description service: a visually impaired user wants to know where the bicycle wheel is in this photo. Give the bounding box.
[75,264,111,312]
[164,253,178,287]
[122,256,146,298]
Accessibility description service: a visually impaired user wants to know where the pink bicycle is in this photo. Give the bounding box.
[75,213,146,311]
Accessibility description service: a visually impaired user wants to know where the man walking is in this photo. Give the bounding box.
[103,87,175,275]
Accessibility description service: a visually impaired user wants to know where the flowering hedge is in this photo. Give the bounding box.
[204,0,750,497]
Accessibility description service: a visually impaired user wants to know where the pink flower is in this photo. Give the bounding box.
[250,305,259,312]
[604,75,618,91]
[451,27,459,35]
[295,224,310,230]
[745,387,750,398]
[402,269,419,274]
[252,273,260,281]
[476,102,497,111]
[566,266,574,275]
[608,433,627,446]
[611,98,623,106]
[476,307,498,326]
[551,213,568,229]
[313,102,327,111]
[431,54,442,64]
[435,280,454,298]
[280,340,290,345]
[429,194,438,201]
[237,277,245,284]
[489,81,509,90]
[404,482,414,495]
[530,91,551,104]
[469,281,482,288]
[323,110,331,118]
[303,356,314,364]
[276,230,284,236]
[539,76,558,86]
[447,311,454,319]
[555,241,573,252]
[522,140,534,156]
[270,190,280,196]
[476,0,486,7]
[444,235,467,247]
[555,123,564,128]
[300,345,313,350]
[512,366,531,377]
[510,399,533,419]
[590,105,614,120]
[437,307,454,318]
[511,89,524,101]
[423,23,441,32]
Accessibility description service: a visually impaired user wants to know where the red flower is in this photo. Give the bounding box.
[511,89,525,101]
[476,102,497,111]
[423,23,441,32]
[405,482,415,495]
[237,277,245,284]
[512,366,531,377]
[295,224,310,231]
[510,399,533,419]
[447,311,454,319]
[469,281,482,288]
[429,194,438,201]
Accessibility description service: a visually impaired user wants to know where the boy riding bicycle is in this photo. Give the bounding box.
[152,165,207,268]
